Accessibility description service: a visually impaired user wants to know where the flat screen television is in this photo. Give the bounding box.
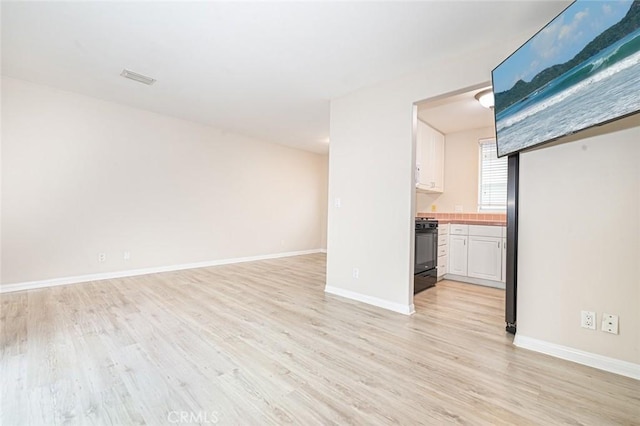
[492,0,640,158]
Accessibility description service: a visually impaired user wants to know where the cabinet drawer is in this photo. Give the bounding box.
[438,234,447,246]
[437,255,447,276]
[468,225,502,238]
[450,224,469,235]
[438,224,449,236]
[438,245,447,257]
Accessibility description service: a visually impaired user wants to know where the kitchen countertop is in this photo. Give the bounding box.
[435,219,506,226]
[417,213,506,226]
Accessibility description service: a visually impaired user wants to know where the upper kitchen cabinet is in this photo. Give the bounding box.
[416,120,444,193]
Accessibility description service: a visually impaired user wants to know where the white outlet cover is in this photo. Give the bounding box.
[601,313,619,334]
[581,311,596,330]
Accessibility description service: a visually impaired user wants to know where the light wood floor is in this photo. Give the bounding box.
[1,253,638,425]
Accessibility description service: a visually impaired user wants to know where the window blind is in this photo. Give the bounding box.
[478,139,507,211]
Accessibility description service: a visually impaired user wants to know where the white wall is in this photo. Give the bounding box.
[417,126,495,214]
[326,46,509,313]
[518,116,640,365]
[319,158,329,250]
[327,80,417,312]
[1,77,328,285]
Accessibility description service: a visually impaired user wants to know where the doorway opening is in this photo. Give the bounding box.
[411,82,516,333]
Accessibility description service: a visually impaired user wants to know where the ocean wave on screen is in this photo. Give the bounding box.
[496,60,640,157]
[496,50,640,132]
[591,31,640,72]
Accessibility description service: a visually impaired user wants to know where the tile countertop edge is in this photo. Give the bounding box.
[416,218,507,226]
[436,219,506,226]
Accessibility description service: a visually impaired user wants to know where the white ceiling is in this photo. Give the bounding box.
[1,1,569,153]
[417,87,496,135]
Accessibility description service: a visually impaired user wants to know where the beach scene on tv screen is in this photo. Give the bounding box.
[493,0,640,157]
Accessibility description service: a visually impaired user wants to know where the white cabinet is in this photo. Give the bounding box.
[450,224,469,235]
[446,224,506,289]
[448,235,468,276]
[468,225,502,238]
[437,224,449,279]
[416,120,444,193]
[426,128,445,192]
[468,236,502,281]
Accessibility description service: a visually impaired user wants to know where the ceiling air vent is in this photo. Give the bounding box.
[120,69,156,85]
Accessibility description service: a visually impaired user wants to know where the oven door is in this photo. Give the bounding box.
[415,228,438,274]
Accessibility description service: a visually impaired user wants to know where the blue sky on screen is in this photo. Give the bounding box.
[493,0,634,93]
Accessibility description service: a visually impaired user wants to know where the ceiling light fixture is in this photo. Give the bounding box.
[475,88,494,109]
[120,69,156,85]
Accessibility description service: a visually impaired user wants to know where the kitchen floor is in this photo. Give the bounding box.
[1,253,637,424]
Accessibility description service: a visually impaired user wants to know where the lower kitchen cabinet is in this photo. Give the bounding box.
[448,235,468,276]
[446,224,506,289]
[436,223,449,279]
[467,236,502,281]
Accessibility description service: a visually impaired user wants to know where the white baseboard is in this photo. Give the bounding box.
[514,334,640,380]
[0,249,325,294]
[324,285,415,315]
[319,248,327,253]
[444,274,506,290]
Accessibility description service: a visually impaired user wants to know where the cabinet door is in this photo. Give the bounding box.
[468,236,502,281]
[423,126,436,189]
[501,238,507,283]
[448,235,468,276]
[416,121,429,188]
[416,121,444,193]
[415,123,423,188]
[431,129,445,192]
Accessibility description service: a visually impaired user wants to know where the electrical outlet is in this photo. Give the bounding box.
[581,311,596,330]
[431,204,437,212]
[352,268,359,279]
[123,251,131,261]
[455,205,463,213]
[601,313,619,334]
[334,198,341,208]
[98,252,106,263]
